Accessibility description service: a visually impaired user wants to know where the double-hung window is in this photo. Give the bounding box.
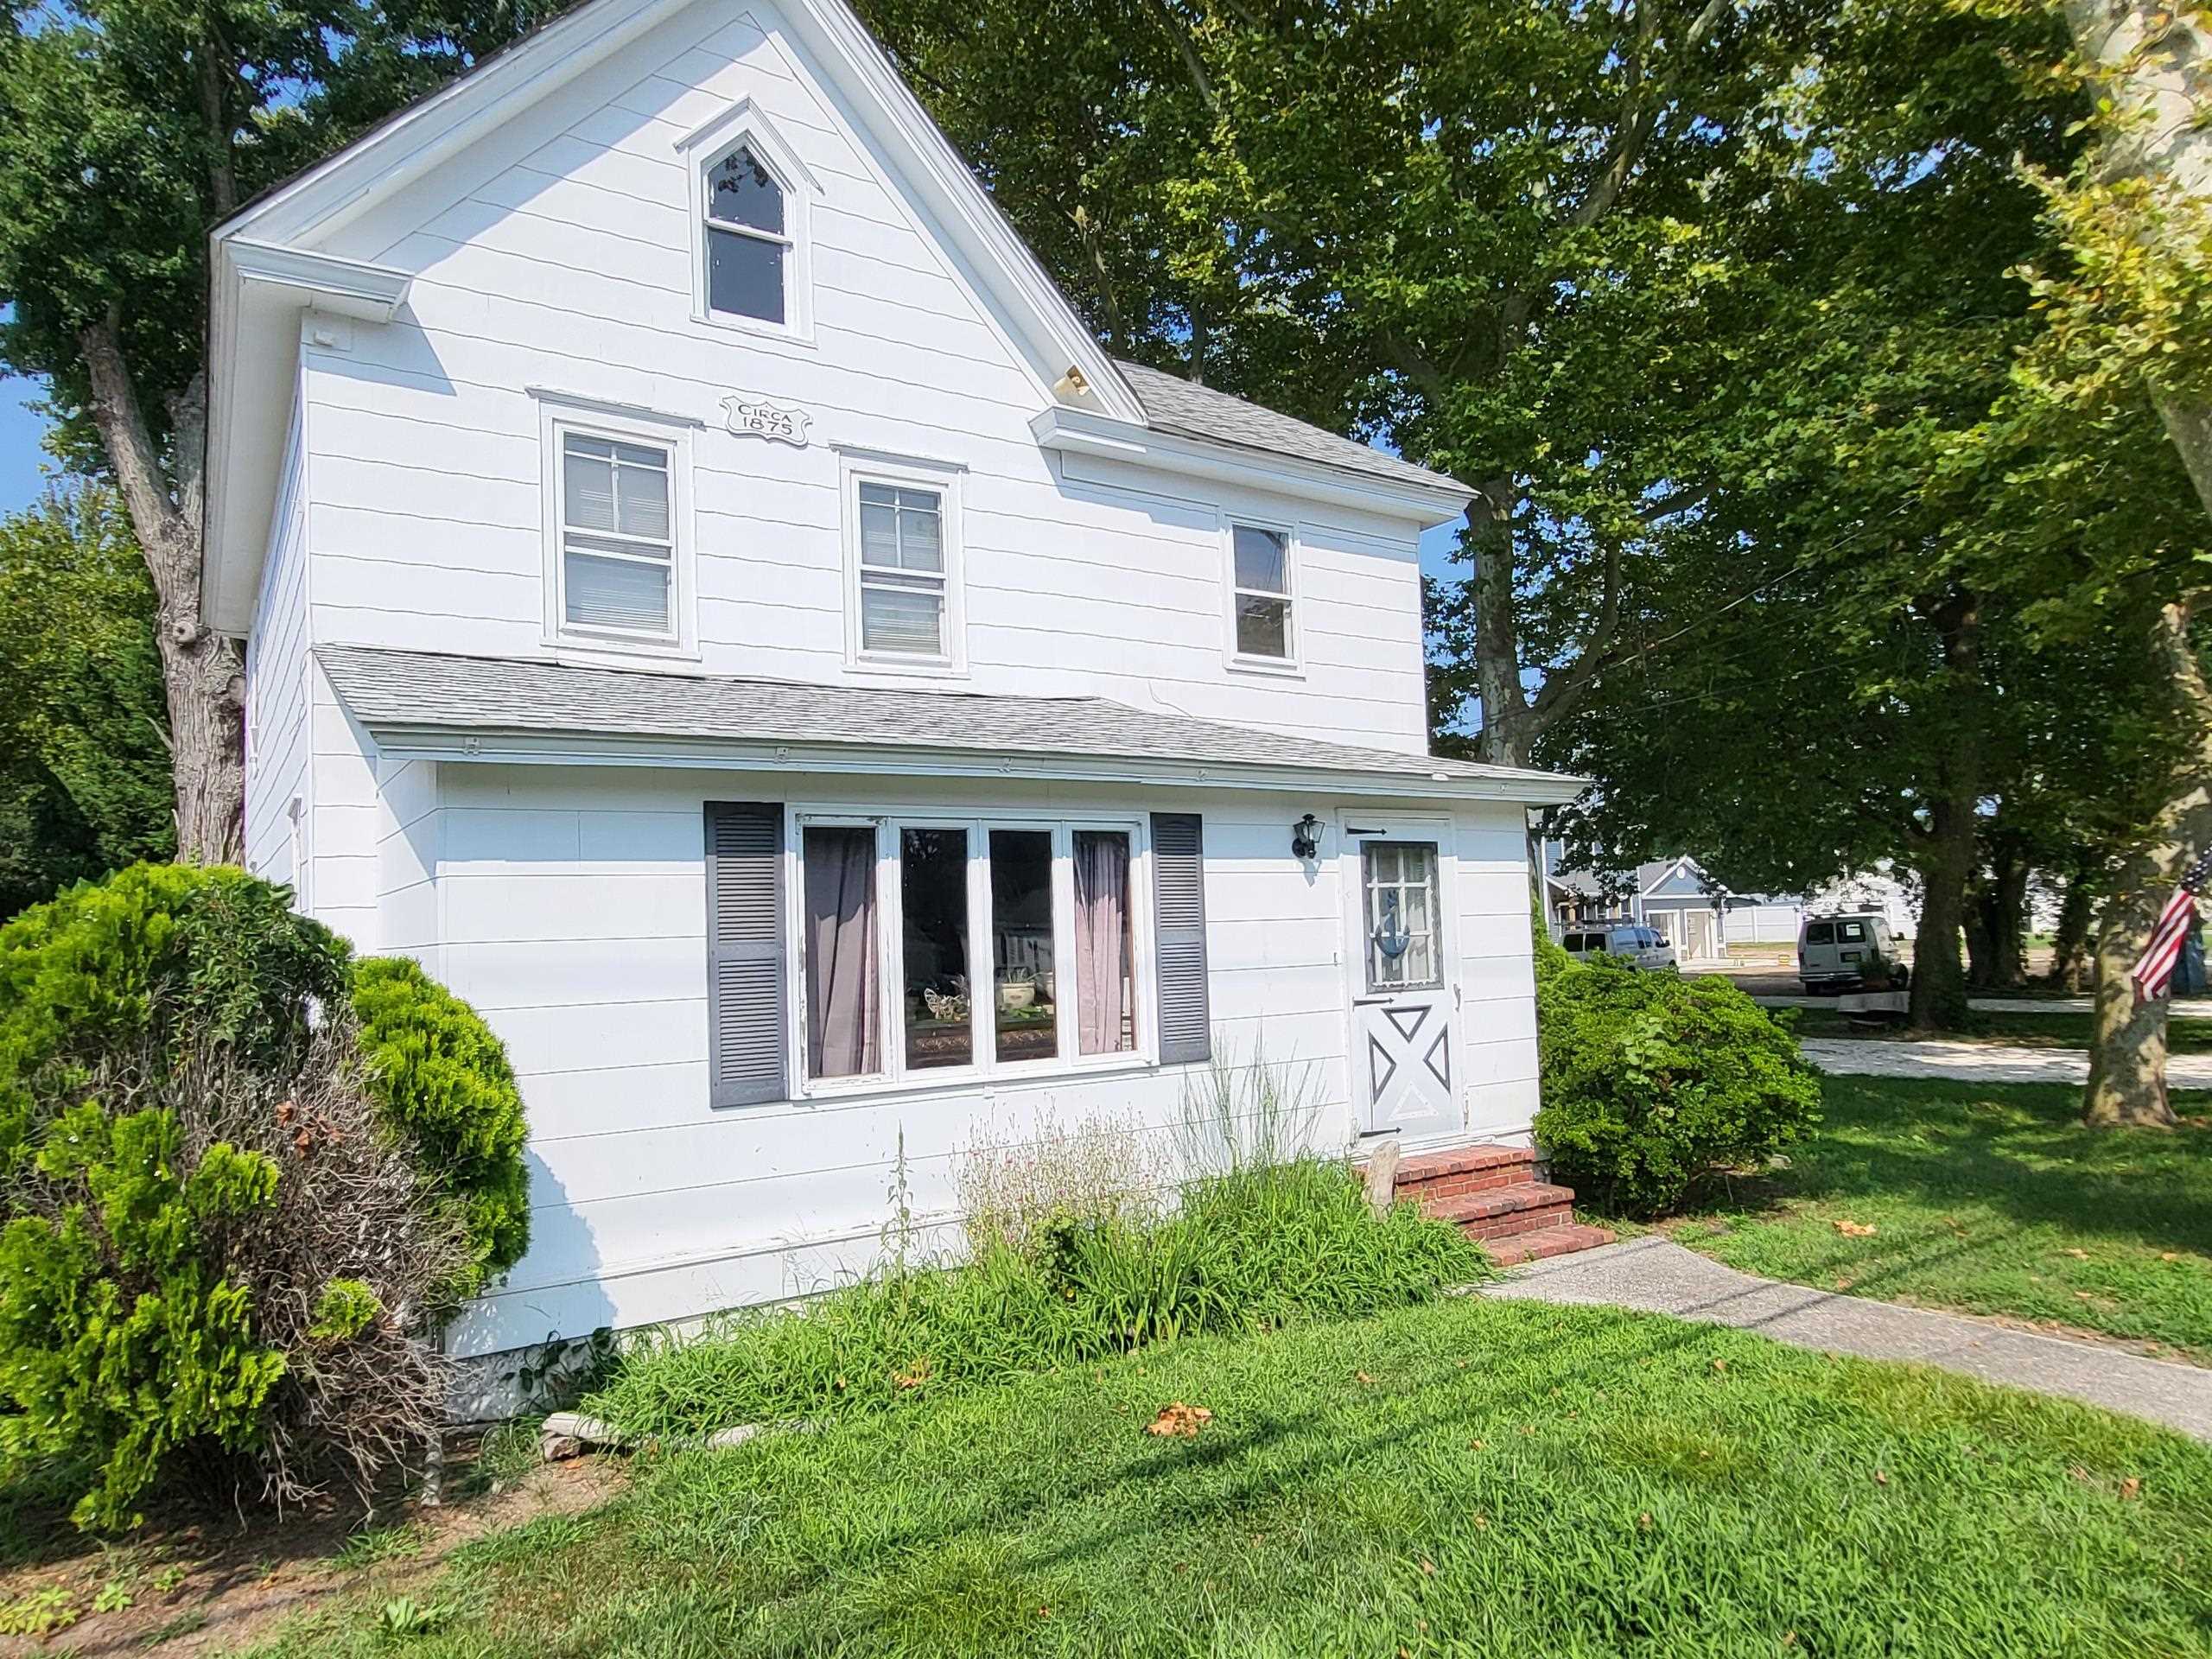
[537,396,696,657]
[795,815,1143,1089]
[843,456,964,671]
[704,144,790,326]
[680,101,813,340]
[1230,523,1296,665]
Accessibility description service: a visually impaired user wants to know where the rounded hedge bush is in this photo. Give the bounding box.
[0,863,528,1527]
[1533,957,1820,1219]
[353,956,530,1304]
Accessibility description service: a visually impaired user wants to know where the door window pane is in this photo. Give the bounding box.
[803,827,879,1080]
[900,828,971,1071]
[1072,830,1134,1055]
[1364,841,1441,991]
[989,830,1058,1062]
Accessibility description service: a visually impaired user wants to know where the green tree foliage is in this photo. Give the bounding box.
[0,865,526,1526]
[1535,960,1821,1218]
[0,0,574,854]
[353,957,531,1304]
[0,488,172,919]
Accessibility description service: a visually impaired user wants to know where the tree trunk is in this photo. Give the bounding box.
[78,316,243,862]
[2048,852,2097,989]
[2083,599,2212,1126]
[1908,589,1982,1031]
[1468,476,1529,769]
[1980,836,2030,990]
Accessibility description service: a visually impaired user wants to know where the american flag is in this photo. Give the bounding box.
[2130,848,2212,1003]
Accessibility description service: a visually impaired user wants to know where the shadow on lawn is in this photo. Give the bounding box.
[1669,1076,2212,1260]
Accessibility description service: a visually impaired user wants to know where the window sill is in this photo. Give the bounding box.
[845,655,969,681]
[1225,654,1305,679]
[794,1051,1155,1104]
[690,307,817,349]
[540,634,703,670]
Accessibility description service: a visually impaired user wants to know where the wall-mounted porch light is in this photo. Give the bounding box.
[1291,813,1323,860]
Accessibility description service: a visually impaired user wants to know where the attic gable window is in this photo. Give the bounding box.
[678,99,814,341]
[706,145,787,325]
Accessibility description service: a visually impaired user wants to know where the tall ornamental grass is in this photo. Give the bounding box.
[587,1060,1487,1441]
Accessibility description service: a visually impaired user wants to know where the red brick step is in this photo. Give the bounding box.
[1379,1141,1615,1264]
[1484,1223,1617,1266]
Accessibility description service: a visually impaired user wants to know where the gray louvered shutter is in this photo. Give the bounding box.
[1151,811,1211,1064]
[705,802,786,1107]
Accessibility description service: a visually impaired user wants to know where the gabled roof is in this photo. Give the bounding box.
[203,0,1473,635]
[317,646,1585,804]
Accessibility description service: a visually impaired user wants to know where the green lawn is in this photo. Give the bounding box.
[231,1295,2212,1658]
[1663,1077,2212,1360]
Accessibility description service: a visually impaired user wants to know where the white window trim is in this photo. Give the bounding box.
[784,805,1155,1101]
[676,96,817,346]
[839,450,968,677]
[1222,514,1303,676]
[535,391,699,661]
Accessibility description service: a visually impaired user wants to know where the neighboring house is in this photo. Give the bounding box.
[1539,844,1820,961]
[205,0,1580,1364]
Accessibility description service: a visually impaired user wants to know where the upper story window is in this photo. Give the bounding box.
[1229,523,1297,667]
[535,391,697,658]
[842,452,965,674]
[706,145,788,326]
[678,99,814,342]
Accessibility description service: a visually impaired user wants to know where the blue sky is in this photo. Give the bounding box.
[0,373,55,509]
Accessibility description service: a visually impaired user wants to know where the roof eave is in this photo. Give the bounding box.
[1031,404,1471,528]
[362,722,1588,804]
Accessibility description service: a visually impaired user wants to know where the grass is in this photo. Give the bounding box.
[1660,1076,2212,1359]
[1790,1007,2212,1051]
[587,1159,1488,1440]
[231,1294,2212,1658]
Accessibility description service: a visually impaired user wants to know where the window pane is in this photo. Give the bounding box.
[990,830,1058,1062]
[1236,594,1289,658]
[1233,524,1288,594]
[858,484,944,573]
[708,225,785,323]
[708,145,785,235]
[563,441,616,532]
[804,827,879,1080]
[861,579,944,657]
[1072,830,1134,1055]
[565,550,670,633]
[898,499,943,571]
[859,494,901,566]
[901,828,970,1071]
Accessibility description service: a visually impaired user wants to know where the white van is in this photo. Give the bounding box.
[1798,913,1906,994]
[1560,924,1678,971]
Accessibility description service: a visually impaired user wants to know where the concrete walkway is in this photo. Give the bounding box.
[1801,1036,2212,1087]
[1749,992,2212,1018]
[1479,1235,2212,1440]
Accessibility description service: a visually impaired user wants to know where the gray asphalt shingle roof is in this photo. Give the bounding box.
[316,646,1572,793]
[1115,360,1467,498]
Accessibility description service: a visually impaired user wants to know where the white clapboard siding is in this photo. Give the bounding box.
[291,0,1430,754]
[244,389,312,890]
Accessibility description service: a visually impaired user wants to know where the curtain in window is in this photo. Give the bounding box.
[804,827,879,1078]
[1073,830,1134,1055]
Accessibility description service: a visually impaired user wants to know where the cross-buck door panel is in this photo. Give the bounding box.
[1345,825,1460,1141]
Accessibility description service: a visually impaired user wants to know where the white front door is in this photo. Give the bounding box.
[1346,825,1460,1140]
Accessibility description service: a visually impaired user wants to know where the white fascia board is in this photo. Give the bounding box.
[1032,404,1471,529]
[201,241,416,634]
[212,0,694,249]
[365,726,1589,805]
[772,0,1141,424]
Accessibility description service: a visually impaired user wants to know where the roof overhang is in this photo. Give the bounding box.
[202,240,416,635]
[1031,404,1471,530]
[363,723,1587,805]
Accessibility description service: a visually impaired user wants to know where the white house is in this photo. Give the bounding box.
[204,0,1581,1365]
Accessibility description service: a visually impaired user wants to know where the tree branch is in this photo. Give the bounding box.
[1569,0,1731,231]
